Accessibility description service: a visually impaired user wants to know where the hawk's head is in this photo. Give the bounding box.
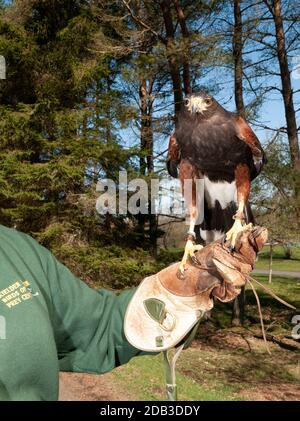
[183,91,217,115]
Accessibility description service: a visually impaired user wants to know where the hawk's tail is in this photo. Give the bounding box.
[197,201,255,245]
[244,203,255,225]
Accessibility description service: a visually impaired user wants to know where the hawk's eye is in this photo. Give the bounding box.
[204,98,212,105]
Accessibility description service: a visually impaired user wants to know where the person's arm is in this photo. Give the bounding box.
[45,250,144,374]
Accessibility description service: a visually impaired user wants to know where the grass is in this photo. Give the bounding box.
[112,275,300,401]
[112,353,242,401]
[255,245,300,272]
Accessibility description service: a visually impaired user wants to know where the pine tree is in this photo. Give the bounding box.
[0,0,135,241]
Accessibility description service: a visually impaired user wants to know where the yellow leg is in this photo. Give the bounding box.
[225,200,246,248]
[226,218,244,248]
[226,220,253,248]
[179,239,203,273]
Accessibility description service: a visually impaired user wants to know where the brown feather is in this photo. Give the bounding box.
[234,115,264,157]
[167,134,181,178]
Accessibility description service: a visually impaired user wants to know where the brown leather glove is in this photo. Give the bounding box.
[124,225,268,352]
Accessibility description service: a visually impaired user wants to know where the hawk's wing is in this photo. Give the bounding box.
[233,115,266,175]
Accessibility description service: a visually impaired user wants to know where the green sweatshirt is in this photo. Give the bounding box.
[0,224,143,401]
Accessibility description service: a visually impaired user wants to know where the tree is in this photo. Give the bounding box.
[231,0,246,326]
[233,0,246,118]
[263,0,300,191]
[0,0,137,242]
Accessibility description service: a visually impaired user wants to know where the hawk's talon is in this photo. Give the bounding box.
[191,255,200,265]
[225,218,244,248]
[226,220,253,249]
[179,239,203,275]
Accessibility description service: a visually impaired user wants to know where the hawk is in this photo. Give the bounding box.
[167,91,266,274]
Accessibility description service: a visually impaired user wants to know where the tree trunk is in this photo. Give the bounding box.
[268,243,273,283]
[160,0,183,115]
[139,78,154,175]
[139,79,147,177]
[173,0,191,95]
[232,287,245,326]
[268,0,300,182]
[139,78,157,253]
[232,0,246,326]
[233,0,246,118]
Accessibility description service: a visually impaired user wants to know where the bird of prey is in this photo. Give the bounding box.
[167,91,266,274]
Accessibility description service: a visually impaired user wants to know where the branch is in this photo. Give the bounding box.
[286,32,300,52]
[251,122,287,133]
[153,148,168,160]
[262,0,274,17]
[121,0,165,43]
[242,70,259,99]
[247,34,277,51]
[243,56,275,70]
[241,0,264,14]
[243,46,273,55]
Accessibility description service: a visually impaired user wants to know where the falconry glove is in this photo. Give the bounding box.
[124,224,268,400]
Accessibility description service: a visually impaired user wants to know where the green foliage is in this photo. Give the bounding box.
[157,247,183,266]
[33,221,164,289]
[0,0,139,240]
[58,242,162,290]
[252,134,300,242]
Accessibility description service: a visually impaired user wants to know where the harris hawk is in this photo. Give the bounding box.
[167,91,266,274]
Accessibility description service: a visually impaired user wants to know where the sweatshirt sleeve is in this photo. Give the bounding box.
[45,250,144,374]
